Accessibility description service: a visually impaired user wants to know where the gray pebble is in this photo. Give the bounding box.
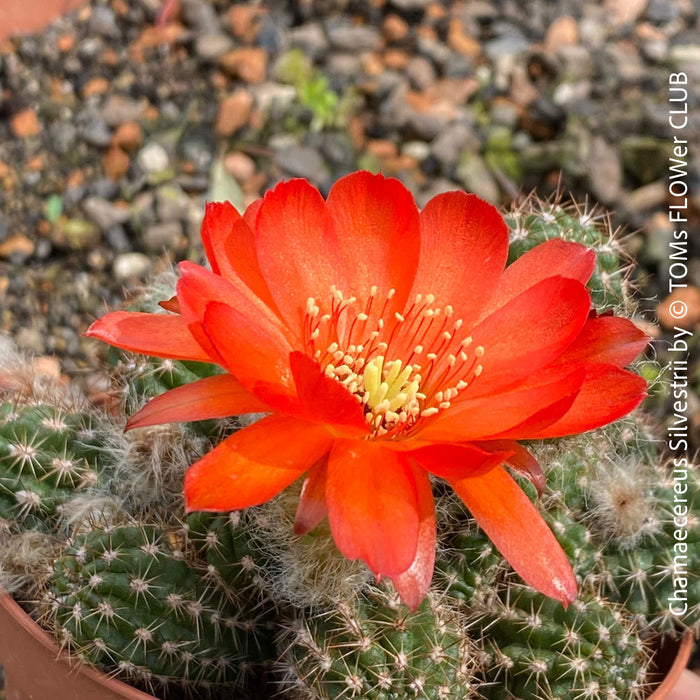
[431,122,480,166]
[144,221,184,251]
[83,197,132,231]
[288,23,328,61]
[137,143,171,174]
[273,144,328,180]
[113,253,153,282]
[326,24,380,52]
[89,6,120,39]
[195,33,234,61]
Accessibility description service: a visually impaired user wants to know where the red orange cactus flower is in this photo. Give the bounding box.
[86,171,649,610]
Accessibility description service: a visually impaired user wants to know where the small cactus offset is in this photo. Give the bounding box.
[505,192,633,312]
[278,586,479,700]
[46,523,275,696]
[0,402,106,530]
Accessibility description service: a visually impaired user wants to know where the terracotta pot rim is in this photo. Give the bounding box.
[0,590,156,699]
[647,629,695,699]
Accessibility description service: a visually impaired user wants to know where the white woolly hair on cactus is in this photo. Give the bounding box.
[585,458,658,547]
[0,528,59,597]
[250,483,372,608]
[106,423,210,514]
[56,493,130,535]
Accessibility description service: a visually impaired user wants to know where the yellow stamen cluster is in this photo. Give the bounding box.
[306,288,485,438]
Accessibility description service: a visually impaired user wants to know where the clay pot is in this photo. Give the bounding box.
[0,591,695,699]
[648,629,695,699]
[0,592,155,700]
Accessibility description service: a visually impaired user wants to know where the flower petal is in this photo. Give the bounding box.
[473,440,545,496]
[325,171,421,313]
[289,352,369,434]
[449,464,577,604]
[200,201,278,312]
[409,443,512,481]
[184,414,333,512]
[417,366,586,442]
[294,455,329,536]
[202,300,295,401]
[465,276,591,398]
[326,440,420,578]
[253,178,348,330]
[391,465,436,612]
[554,316,649,367]
[484,239,595,317]
[412,191,508,329]
[529,364,647,439]
[85,311,211,362]
[125,374,268,430]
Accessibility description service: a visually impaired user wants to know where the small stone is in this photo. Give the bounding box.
[657,286,700,331]
[111,121,142,151]
[273,144,327,180]
[405,56,437,90]
[143,221,184,251]
[80,113,112,147]
[383,14,409,42]
[137,142,170,174]
[113,253,153,282]
[102,146,130,180]
[215,90,254,136]
[327,24,380,52]
[605,0,648,25]
[448,17,480,57]
[224,152,256,182]
[83,197,131,230]
[545,16,579,52]
[288,23,328,61]
[431,122,480,166]
[83,78,110,100]
[587,136,622,204]
[228,5,266,43]
[52,218,101,250]
[195,33,234,61]
[10,108,41,138]
[89,6,120,38]
[101,95,149,127]
[219,48,268,84]
[456,152,500,203]
[0,234,34,261]
[156,184,190,222]
[180,0,220,33]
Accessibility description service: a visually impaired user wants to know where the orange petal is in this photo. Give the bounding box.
[554,316,649,368]
[417,366,586,442]
[483,239,595,318]
[184,414,333,512]
[125,374,268,430]
[294,455,329,535]
[473,440,545,496]
[290,352,368,434]
[253,179,349,330]
[326,440,420,578]
[408,443,511,480]
[85,311,211,362]
[529,364,647,439]
[449,464,577,604]
[411,191,508,330]
[466,276,590,399]
[200,201,278,312]
[325,171,421,314]
[202,301,295,400]
[391,464,436,612]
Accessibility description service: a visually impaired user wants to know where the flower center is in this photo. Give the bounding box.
[303,287,484,438]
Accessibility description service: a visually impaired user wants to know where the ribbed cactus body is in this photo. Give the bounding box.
[281,588,478,700]
[48,524,274,693]
[506,197,629,311]
[472,589,649,700]
[0,402,106,529]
